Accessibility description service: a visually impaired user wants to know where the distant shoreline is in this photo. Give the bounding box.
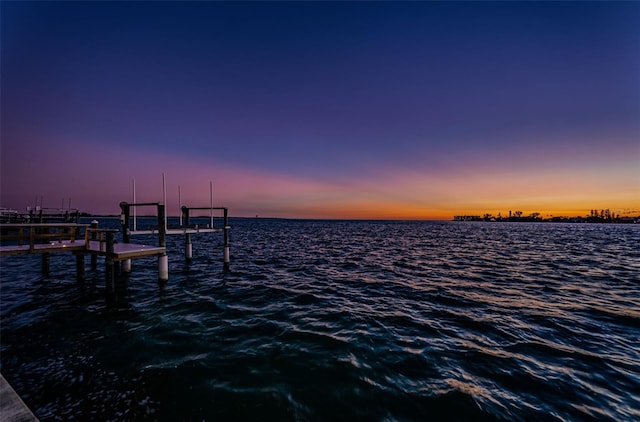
[453,215,639,224]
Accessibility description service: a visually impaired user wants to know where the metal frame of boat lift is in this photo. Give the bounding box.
[119,201,230,275]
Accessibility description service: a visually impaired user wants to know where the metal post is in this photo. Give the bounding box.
[158,203,168,282]
[223,207,230,271]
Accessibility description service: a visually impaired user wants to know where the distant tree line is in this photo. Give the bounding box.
[454,209,639,223]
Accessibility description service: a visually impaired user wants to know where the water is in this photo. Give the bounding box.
[1,219,639,421]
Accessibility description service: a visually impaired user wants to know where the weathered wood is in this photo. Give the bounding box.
[0,239,165,260]
[0,374,38,421]
[105,231,115,294]
[75,252,85,283]
[130,228,220,236]
[90,220,98,270]
[1,224,84,256]
[41,253,50,276]
[85,240,166,260]
[0,240,85,256]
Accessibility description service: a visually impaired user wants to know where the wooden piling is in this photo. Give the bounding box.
[182,206,192,262]
[119,202,132,273]
[41,225,50,275]
[223,208,230,271]
[75,252,85,283]
[105,231,115,295]
[90,220,98,271]
[42,253,50,276]
[158,203,168,282]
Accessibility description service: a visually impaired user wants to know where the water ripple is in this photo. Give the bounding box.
[1,219,638,420]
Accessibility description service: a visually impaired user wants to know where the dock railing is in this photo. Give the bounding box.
[0,223,86,252]
[84,227,119,253]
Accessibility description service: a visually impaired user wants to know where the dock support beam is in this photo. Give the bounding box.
[75,252,85,283]
[185,234,192,261]
[182,206,192,262]
[42,253,50,277]
[158,203,168,282]
[223,208,230,271]
[105,231,115,296]
[90,220,98,271]
[119,202,132,273]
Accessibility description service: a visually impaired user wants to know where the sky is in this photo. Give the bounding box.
[1,1,639,219]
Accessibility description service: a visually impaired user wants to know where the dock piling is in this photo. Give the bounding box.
[75,252,85,283]
[90,220,98,271]
[223,208,230,271]
[119,203,132,273]
[158,203,169,282]
[182,206,192,262]
[42,253,50,276]
[105,231,115,295]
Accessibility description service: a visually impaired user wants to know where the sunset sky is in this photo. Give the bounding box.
[1,1,638,219]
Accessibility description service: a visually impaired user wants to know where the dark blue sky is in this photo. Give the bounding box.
[2,1,638,217]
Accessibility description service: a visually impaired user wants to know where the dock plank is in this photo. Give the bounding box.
[85,241,165,261]
[0,374,38,421]
[0,240,85,256]
[131,228,221,236]
[0,240,165,261]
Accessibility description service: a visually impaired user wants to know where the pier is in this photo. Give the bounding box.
[1,178,231,301]
[118,201,230,274]
[0,223,166,292]
[0,203,231,295]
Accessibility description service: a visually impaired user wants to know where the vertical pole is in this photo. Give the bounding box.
[41,225,50,275]
[178,186,182,227]
[210,181,214,229]
[183,206,192,262]
[42,253,50,277]
[90,220,98,271]
[133,179,137,232]
[105,231,115,296]
[158,203,168,282]
[162,173,167,231]
[223,207,230,271]
[76,252,85,283]
[120,202,131,273]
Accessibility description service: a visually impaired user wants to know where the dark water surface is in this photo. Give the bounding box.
[1,219,639,421]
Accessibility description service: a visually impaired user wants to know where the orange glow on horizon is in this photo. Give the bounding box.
[2,137,638,220]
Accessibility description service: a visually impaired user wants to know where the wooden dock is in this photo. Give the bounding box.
[0,374,38,421]
[0,223,167,294]
[0,224,165,260]
[1,200,230,299]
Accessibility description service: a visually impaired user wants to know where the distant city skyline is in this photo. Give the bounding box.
[1,1,638,219]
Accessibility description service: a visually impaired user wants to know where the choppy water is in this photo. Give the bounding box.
[1,219,639,421]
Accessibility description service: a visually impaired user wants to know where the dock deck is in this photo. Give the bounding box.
[0,224,165,261]
[0,239,165,261]
[0,374,38,421]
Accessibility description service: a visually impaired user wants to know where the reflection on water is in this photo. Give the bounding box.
[1,219,639,420]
